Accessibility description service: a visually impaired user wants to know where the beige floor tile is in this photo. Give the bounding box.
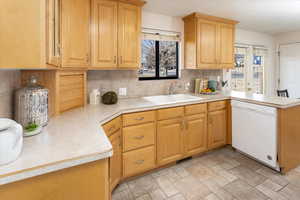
[279,184,300,200]
[202,178,235,200]
[114,182,129,193]
[112,189,135,200]
[258,179,284,192]
[229,166,267,187]
[149,189,167,200]
[155,175,180,197]
[285,170,300,188]
[136,194,152,200]
[174,176,212,199]
[186,163,217,182]
[167,194,186,200]
[256,183,288,200]
[128,175,159,197]
[223,179,269,200]
[256,167,289,187]
[205,194,221,200]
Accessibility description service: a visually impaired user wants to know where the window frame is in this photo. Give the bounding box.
[139,40,179,81]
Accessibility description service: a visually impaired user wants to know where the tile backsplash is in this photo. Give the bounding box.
[0,70,20,118]
[88,69,222,99]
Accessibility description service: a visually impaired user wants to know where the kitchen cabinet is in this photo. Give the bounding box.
[118,2,141,69]
[157,118,184,166]
[60,0,91,67]
[185,114,208,156]
[208,108,227,150]
[122,110,156,177]
[0,159,110,200]
[91,0,118,68]
[21,70,87,116]
[183,12,238,69]
[109,130,122,191]
[91,0,144,69]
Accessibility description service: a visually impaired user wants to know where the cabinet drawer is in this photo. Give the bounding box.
[123,111,155,127]
[208,101,227,111]
[123,123,155,152]
[103,117,121,137]
[157,107,184,121]
[123,146,155,178]
[185,103,207,116]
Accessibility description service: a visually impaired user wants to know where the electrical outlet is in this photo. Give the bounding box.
[119,88,127,96]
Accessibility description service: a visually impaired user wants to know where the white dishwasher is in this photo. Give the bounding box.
[231,100,280,171]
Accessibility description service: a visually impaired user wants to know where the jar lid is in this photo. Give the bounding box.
[0,118,16,132]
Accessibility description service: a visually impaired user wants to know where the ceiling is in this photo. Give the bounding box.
[143,0,300,35]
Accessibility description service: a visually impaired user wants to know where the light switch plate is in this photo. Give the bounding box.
[119,88,127,96]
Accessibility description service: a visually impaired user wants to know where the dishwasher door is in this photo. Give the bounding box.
[231,100,279,170]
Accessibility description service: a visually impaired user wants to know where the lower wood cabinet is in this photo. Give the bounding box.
[0,159,109,200]
[157,118,184,166]
[109,130,122,191]
[185,113,208,156]
[208,109,227,149]
[123,146,155,178]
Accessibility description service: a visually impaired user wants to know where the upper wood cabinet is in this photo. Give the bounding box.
[60,0,91,67]
[91,0,144,69]
[183,13,238,69]
[92,0,118,68]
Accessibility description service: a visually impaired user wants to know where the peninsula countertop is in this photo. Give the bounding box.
[1,91,300,185]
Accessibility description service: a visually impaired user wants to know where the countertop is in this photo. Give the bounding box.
[1,91,300,185]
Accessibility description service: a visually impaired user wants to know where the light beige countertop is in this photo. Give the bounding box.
[1,91,300,185]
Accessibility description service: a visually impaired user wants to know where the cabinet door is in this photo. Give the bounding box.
[118,3,141,69]
[61,0,90,67]
[157,118,184,165]
[208,109,227,150]
[197,19,218,69]
[218,23,234,69]
[185,114,207,156]
[109,131,122,191]
[92,0,118,68]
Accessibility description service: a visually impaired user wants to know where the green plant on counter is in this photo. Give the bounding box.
[25,123,39,132]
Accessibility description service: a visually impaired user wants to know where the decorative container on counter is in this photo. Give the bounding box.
[15,76,49,129]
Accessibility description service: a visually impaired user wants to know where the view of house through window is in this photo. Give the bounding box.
[230,46,267,94]
[139,31,179,80]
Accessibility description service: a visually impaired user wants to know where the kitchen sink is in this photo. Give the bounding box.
[142,94,203,104]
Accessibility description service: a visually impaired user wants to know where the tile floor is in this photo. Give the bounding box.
[112,147,300,200]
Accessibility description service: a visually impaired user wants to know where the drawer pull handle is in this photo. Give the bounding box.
[135,117,145,121]
[135,160,144,165]
[134,135,144,140]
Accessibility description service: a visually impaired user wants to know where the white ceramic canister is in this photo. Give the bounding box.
[89,89,101,105]
[0,119,23,165]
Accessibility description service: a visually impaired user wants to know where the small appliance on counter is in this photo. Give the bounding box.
[0,118,23,166]
[15,76,48,137]
[102,91,118,105]
[89,89,101,105]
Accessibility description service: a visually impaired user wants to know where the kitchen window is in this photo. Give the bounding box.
[139,30,180,80]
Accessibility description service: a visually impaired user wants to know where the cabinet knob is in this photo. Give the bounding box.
[114,56,117,64]
[86,54,90,63]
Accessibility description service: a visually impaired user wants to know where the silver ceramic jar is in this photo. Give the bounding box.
[15,76,49,127]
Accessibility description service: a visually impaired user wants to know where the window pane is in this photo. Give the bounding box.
[139,40,156,78]
[159,41,178,77]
